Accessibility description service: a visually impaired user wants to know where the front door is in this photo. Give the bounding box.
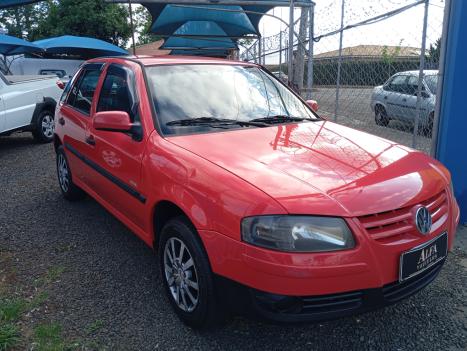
[384,74,409,121]
[59,63,103,184]
[87,63,147,233]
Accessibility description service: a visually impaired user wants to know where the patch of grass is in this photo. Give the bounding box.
[34,323,66,351]
[45,266,66,283]
[86,320,104,334]
[0,298,27,322]
[0,323,20,351]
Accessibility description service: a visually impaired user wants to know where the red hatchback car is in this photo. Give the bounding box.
[54,56,459,328]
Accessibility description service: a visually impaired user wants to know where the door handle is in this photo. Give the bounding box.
[58,117,65,126]
[384,96,388,100]
[402,98,407,102]
[85,135,95,146]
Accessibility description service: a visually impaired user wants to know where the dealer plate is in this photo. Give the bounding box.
[399,232,448,282]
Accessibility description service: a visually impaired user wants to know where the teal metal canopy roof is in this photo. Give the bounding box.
[0,34,43,55]
[140,1,293,56]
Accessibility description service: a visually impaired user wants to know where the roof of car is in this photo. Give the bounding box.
[398,70,438,76]
[90,55,257,67]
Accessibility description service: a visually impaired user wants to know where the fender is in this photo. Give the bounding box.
[30,97,57,126]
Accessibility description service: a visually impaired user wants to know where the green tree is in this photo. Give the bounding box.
[35,0,132,47]
[427,37,441,66]
[134,5,160,46]
[0,2,49,41]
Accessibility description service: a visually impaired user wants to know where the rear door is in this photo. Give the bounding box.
[86,63,147,231]
[405,75,431,122]
[59,63,103,184]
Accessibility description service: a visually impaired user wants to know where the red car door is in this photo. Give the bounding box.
[58,63,103,186]
[86,63,147,234]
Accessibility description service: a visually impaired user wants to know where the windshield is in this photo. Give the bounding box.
[425,75,438,94]
[145,64,317,135]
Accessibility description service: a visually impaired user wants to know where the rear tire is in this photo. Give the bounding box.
[375,106,390,127]
[56,146,85,201]
[32,109,55,143]
[159,217,224,329]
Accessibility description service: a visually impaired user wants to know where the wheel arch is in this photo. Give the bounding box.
[30,97,57,126]
[374,103,387,114]
[152,200,201,254]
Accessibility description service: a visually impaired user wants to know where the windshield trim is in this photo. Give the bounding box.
[143,63,322,138]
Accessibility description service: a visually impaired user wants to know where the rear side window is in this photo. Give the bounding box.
[97,64,139,122]
[67,67,101,115]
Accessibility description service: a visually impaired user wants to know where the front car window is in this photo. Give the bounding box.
[424,75,438,95]
[97,64,139,122]
[67,68,101,115]
[145,64,317,135]
[385,75,408,94]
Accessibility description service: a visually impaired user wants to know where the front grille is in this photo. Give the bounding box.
[382,260,444,302]
[358,190,448,241]
[301,291,363,314]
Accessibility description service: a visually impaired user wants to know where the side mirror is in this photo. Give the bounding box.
[56,80,65,90]
[306,99,319,112]
[94,111,132,132]
[93,111,143,141]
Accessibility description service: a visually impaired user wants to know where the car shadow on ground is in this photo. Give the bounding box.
[0,133,38,153]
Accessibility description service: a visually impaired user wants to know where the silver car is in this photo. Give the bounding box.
[370,70,438,136]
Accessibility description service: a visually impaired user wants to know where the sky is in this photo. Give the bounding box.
[254,0,445,64]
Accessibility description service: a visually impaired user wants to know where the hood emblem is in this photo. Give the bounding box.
[415,206,432,235]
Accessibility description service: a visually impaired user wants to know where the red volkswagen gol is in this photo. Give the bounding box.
[54,56,459,328]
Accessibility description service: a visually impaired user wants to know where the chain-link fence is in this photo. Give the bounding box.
[240,0,444,155]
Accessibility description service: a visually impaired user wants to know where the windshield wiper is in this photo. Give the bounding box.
[249,115,310,124]
[166,117,267,127]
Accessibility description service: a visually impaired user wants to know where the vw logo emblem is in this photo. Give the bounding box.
[415,206,432,235]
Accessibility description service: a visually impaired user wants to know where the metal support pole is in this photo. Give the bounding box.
[258,36,262,64]
[279,30,283,78]
[412,0,429,149]
[128,0,136,55]
[288,0,295,84]
[334,0,345,121]
[306,2,314,99]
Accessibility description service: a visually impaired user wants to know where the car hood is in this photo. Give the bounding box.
[167,121,448,217]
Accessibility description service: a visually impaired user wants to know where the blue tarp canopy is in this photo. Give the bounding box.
[34,35,128,57]
[0,0,41,8]
[0,34,43,55]
[140,1,293,56]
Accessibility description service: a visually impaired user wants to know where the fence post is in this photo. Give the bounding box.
[412,0,429,149]
[279,30,283,78]
[334,0,345,121]
[306,2,314,99]
[288,0,295,84]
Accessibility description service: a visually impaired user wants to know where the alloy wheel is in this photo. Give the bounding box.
[164,237,200,312]
[41,114,54,138]
[58,153,70,193]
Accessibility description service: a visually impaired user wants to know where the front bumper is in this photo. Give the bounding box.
[250,259,445,323]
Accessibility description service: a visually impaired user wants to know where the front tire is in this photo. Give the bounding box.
[56,146,85,201]
[159,217,223,329]
[375,105,390,127]
[32,109,55,143]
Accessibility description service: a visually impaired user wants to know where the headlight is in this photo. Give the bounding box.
[241,216,355,253]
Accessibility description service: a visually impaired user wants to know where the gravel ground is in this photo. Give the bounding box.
[1,133,466,351]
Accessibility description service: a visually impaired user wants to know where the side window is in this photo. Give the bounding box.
[406,75,425,95]
[97,65,138,122]
[66,68,101,115]
[386,75,408,94]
